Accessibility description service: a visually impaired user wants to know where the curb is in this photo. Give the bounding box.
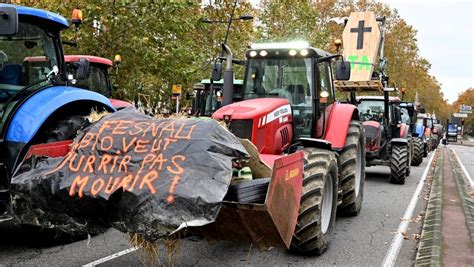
[415,149,442,266]
[448,149,474,242]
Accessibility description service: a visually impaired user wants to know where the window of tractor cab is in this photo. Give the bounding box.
[0,21,58,104]
[400,108,411,124]
[243,57,313,106]
[358,100,388,122]
[71,64,111,97]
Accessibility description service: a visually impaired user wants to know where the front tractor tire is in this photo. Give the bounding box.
[411,138,424,166]
[389,145,408,184]
[291,148,338,256]
[337,121,366,216]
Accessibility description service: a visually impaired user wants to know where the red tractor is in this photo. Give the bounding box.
[211,40,365,255]
[357,95,412,184]
[24,55,132,110]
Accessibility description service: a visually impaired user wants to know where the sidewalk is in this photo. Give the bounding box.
[415,147,474,266]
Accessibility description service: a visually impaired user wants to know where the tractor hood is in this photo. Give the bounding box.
[212,98,290,121]
[363,120,382,151]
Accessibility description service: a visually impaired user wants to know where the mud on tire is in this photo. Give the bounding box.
[411,138,424,166]
[337,121,365,216]
[389,145,408,184]
[290,148,338,255]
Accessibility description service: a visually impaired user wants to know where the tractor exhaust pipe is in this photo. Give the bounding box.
[222,44,234,107]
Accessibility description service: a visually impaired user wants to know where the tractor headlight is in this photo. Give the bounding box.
[300,49,309,56]
[289,49,297,56]
[249,51,257,57]
[259,50,268,57]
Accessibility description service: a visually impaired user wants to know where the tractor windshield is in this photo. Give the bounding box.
[400,107,411,124]
[72,64,111,97]
[243,58,313,106]
[0,21,58,106]
[358,100,386,122]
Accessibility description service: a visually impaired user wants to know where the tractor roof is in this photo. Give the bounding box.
[248,41,331,58]
[200,79,244,85]
[0,4,69,29]
[357,96,401,103]
[65,55,113,67]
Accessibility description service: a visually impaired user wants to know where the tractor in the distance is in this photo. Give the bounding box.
[0,4,116,221]
[211,11,375,255]
[189,78,243,116]
[334,13,412,184]
[399,101,424,166]
[357,95,412,183]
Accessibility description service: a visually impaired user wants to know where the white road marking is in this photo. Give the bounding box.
[382,151,436,267]
[450,148,474,189]
[82,246,139,267]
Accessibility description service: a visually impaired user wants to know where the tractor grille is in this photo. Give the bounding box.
[228,119,253,140]
[280,127,290,146]
[364,125,379,145]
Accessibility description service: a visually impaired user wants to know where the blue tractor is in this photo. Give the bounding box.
[0,5,115,221]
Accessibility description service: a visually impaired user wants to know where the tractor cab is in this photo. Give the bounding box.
[356,96,404,156]
[190,78,243,116]
[64,55,131,109]
[231,41,338,142]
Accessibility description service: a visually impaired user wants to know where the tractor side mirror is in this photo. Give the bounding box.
[73,58,90,80]
[335,60,351,80]
[0,7,18,36]
[212,62,222,81]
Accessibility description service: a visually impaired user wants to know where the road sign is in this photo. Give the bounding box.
[460,104,472,114]
[172,84,182,96]
[453,112,468,118]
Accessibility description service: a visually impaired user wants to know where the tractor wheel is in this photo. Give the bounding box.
[290,148,338,255]
[389,145,408,184]
[337,121,365,216]
[44,115,89,143]
[411,138,424,166]
[226,178,270,204]
[22,114,90,242]
[406,138,412,176]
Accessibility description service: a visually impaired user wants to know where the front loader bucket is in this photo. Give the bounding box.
[190,140,304,250]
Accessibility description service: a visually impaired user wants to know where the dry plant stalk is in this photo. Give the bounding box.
[129,233,161,267]
[87,109,110,123]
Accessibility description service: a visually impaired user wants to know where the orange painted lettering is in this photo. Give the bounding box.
[112,120,131,135]
[139,171,158,194]
[134,139,149,153]
[118,155,131,172]
[69,175,89,198]
[167,155,185,174]
[83,155,96,173]
[91,178,105,196]
[150,153,167,170]
[69,154,85,172]
[98,155,112,174]
[122,136,137,152]
[99,136,114,151]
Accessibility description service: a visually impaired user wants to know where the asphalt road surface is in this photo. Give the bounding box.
[1,152,436,266]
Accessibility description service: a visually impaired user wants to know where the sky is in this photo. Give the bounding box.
[247,0,473,103]
[378,0,473,103]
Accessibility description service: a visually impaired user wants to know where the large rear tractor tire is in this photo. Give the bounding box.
[337,121,365,216]
[389,145,408,184]
[411,138,424,166]
[22,114,91,243]
[290,148,338,256]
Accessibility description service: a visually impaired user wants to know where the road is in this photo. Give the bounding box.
[450,144,474,182]
[1,152,435,266]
